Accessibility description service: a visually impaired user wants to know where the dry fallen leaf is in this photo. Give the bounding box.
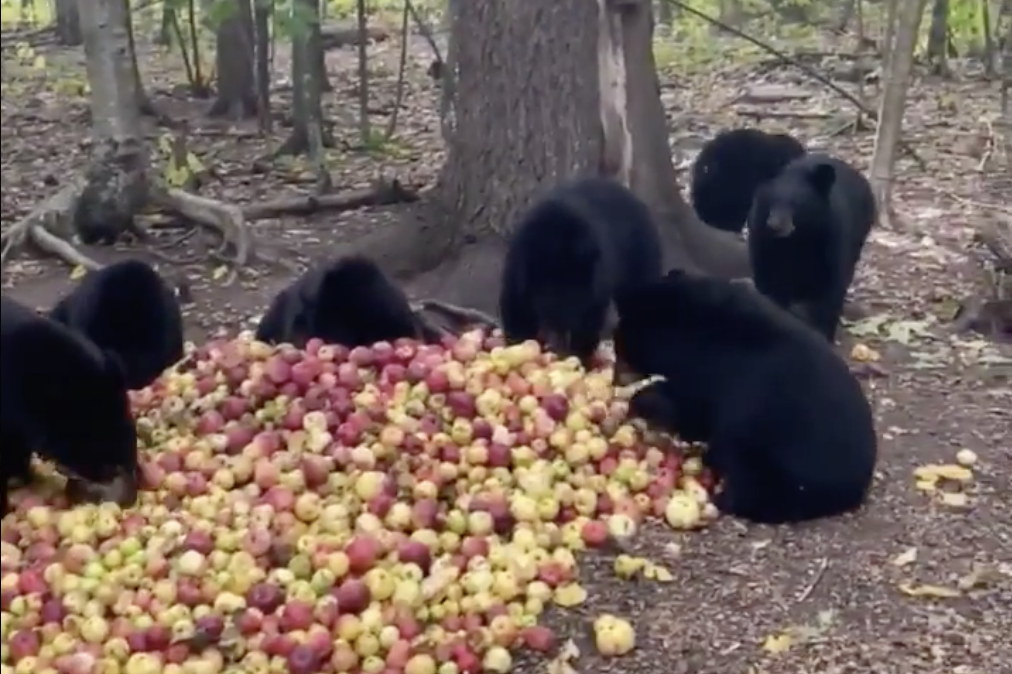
[70,264,87,280]
[898,582,962,598]
[546,638,580,674]
[761,633,794,653]
[850,342,881,362]
[913,464,974,483]
[891,547,918,567]
[938,492,971,508]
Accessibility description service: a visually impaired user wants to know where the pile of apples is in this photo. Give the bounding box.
[0,331,718,674]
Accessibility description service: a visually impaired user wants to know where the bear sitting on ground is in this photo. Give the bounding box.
[612,269,877,524]
[2,295,139,517]
[256,255,420,348]
[747,153,877,342]
[49,259,184,390]
[690,128,806,235]
[499,176,664,365]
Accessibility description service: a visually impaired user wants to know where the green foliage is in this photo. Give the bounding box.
[943,0,992,50]
[0,0,53,28]
[156,133,206,188]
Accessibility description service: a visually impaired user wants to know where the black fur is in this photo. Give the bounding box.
[690,128,806,234]
[747,153,876,342]
[499,177,664,364]
[612,269,877,524]
[2,296,138,517]
[256,255,419,348]
[49,259,184,390]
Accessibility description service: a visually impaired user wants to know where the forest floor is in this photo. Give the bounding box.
[1,17,1010,674]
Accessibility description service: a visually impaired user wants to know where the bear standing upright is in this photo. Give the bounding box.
[612,269,877,524]
[747,153,876,342]
[49,259,185,389]
[2,295,139,517]
[690,128,806,234]
[256,255,420,348]
[499,177,664,365]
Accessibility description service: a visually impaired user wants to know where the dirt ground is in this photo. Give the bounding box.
[2,20,1010,674]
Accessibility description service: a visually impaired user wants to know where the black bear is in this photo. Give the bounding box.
[747,153,876,342]
[499,176,664,365]
[49,259,185,390]
[2,295,139,517]
[690,128,806,235]
[256,255,419,348]
[612,269,877,524]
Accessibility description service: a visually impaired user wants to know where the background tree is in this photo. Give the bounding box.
[208,0,258,117]
[348,0,748,315]
[869,0,929,229]
[54,0,81,45]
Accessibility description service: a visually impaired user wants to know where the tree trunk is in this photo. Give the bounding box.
[316,35,333,92]
[926,0,949,75]
[254,0,273,132]
[76,0,150,245]
[655,0,674,29]
[278,0,333,156]
[869,0,928,228]
[156,3,174,45]
[208,0,259,118]
[55,0,82,45]
[347,0,748,316]
[122,0,156,115]
[832,0,856,33]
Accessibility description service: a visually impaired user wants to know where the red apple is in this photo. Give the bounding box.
[333,578,371,614]
[247,582,285,614]
[344,536,381,574]
[8,629,41,661]
[581,520,609,547]
[279,601,314,632]
[521,625,557,652]
[396,539,432,572]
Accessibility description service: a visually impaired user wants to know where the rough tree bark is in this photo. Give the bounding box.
[54,0,82,46]
[338,0,748,316]
[252,0,273,132]
[869,0,928,230]
[926,0,950,75]
[73,0,150,245]
[277,0,333,157]
[208,0,259,118]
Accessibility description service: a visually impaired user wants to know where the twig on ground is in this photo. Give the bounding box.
[795,557,830,602]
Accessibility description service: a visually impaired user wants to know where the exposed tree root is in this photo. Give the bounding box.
[954,217,1012,339]
[152,187,251,266]
[243,179,419,220]
[0,181,102,270]
[416,299,500,330]
[408,299,500,343]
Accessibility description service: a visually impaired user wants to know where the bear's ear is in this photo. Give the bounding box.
[806,163,836,197]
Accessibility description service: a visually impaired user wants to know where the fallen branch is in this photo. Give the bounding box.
[735,109,834,120]
[320,23,389,50]
[243,180,419,220]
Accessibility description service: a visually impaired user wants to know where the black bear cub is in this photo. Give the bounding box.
[747,153,876,342]
[256,255,419,348]
[499,177,664,365]
[690,128,806,234]
[2,296,139,517]
[49,259,185,390]
[613,269,877,524]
